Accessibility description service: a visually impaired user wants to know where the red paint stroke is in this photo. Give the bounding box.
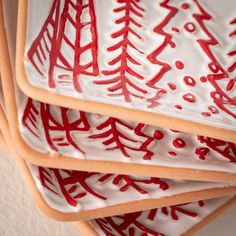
[95,0,147,102]
[98,174,169,194]
[147,89,167,108]
[147,0,178,88]
[198,136,236,162]
[89,118,154,160]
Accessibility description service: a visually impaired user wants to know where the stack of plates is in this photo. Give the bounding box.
[0,0,236,235]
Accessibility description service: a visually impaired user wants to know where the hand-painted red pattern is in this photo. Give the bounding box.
[198,136,236,162]
[25,0,236,125]
[93,201,204,236]
[22,97,236,163]
[27,0,99,91]
[95,0,147,102]
[191,1,236,119]
[97,174,169,194]
[38,167,169,207]
[89,119,154,160]
[22,98,90,153]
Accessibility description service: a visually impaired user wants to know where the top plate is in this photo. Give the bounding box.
[18,0,236,142]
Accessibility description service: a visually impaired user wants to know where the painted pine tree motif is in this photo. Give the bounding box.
[192,1,236,119]
[94,0,148,102]
[22,98,90,153]
[97,174,169,193]
[89,118,155,159]
[27,0,99,91]
[145,0,236,119]
[38,167,169,207]
[93,201,204,236]
[38,168,106,207]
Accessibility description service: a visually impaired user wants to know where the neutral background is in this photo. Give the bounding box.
[0,150,235,236]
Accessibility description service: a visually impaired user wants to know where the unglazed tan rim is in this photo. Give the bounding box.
[1,0,236,183]
[1,105,236,222]
[0,0,236,182]
[16,0,236,143]
[74,196,236,236]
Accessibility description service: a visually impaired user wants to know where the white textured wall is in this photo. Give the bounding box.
[0,149,235,236]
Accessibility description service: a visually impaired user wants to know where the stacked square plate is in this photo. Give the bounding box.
[0,0,236,235]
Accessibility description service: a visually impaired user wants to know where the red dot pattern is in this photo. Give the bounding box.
[175,60,185,70]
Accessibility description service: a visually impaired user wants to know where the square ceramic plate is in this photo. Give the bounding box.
[17,0,236,142]
[75,196,236,236]
[2,0,236,182]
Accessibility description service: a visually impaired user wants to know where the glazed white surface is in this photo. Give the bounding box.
[29,163,236,213]
[89,196,232,236]
[25,0,236,131]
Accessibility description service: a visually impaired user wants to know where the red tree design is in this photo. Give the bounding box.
[192,0,236,119]
[38,168,106,207]
[94,201,204,235]
[96,212,164,236]
[98,174,169,194]
[22,98,90,153]
[38,167,170,208]
[27,0,99,91]
[89,118,154,159]
[94,0,147,102]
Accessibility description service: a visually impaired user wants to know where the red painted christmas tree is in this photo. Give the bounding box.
[38,168,106,207]
[95,0,147,102]
[27,0,99,91]
[89,118,155,159]
[192,1,236,119]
